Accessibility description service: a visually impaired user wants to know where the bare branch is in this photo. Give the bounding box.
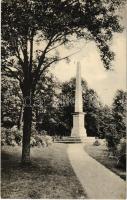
[46,40,66,53]
[32,49,81,92]
[38,38,53,66]
[33,37,54,89]
[34,33,70,83]
[15,47,24,65]
[45,49,81,69]
[11,38,25,74]
[29,35,34,73]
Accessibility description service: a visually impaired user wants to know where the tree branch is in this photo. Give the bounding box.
[46,40,66,53]
[11,38,26,75]
[32,37,54,90]
[32,49,81,93]
[29,30,34,74]
[3,66,21,81]
[44,49,81,70]
[33,33,70,91]
[15,46,24,66]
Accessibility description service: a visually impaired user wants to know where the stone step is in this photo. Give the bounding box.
[54,140,82,144]
[54,136,82,143]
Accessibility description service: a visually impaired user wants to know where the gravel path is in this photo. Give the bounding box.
[67,143,126,199]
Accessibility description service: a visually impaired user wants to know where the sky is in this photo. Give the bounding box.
[50,9,126,106]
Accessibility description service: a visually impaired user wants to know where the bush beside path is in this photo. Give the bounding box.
[84,139,126,180]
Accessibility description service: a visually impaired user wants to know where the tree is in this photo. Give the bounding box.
[84,89,102,136]
[112,90,126,139]
[98,91,126,151]
[103,90,126,167]
[97,105,113,139]
[2,0,126,163]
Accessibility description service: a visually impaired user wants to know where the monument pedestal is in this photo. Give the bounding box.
[71,112,87,139]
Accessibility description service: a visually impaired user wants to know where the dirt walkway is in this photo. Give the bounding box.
[67,143,126,199]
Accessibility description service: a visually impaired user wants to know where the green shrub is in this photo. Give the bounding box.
[15,131,22,145]
[1,126,22,146]
[116,138,126,169]
[43,135,53,146]
[31,126,38,136]
[30,136,37,147]
[1,126,53,148]
[104,122,119,150]
[105,128,126,169]
[30,127,53,147]
[105,132,118,152]
[39,130,48,136]
[30,134,53,147]
[1,127,7,145]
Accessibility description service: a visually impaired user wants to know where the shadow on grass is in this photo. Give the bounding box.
[1,144,87,199]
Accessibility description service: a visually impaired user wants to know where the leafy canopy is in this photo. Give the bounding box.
[2,0,126,85]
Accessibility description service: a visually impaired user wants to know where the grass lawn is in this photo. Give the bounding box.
[1,143,87,199]
[84,140,126,181]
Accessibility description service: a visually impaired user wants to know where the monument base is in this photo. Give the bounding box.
[71,112,87,141]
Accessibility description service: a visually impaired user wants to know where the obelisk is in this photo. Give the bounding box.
[71,62,87,139]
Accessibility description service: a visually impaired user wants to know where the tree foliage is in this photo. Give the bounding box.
[112,90,126,138]
[34,72,60,133]
[84,88,102,136]
[1,75,22,127]
[2,0,126,75]
[99,90,126,168]
[104,90,126,149]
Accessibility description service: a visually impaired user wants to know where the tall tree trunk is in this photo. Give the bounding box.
[21,79,33,164]
[22,105,32,164]
[20,37,34,164]
[35,107,39,130]
[18,105,23,131]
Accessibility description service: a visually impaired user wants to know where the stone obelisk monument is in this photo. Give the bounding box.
[71,62,87,139]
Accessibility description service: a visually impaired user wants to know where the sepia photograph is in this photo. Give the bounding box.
[1,0,127,199]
